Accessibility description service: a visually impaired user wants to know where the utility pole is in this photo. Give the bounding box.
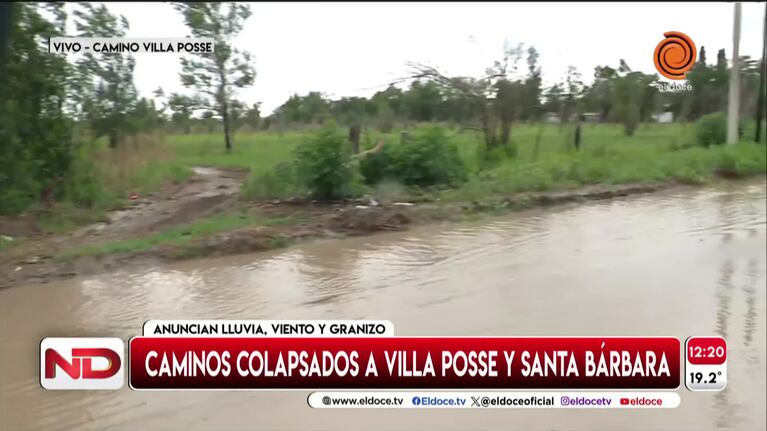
[726,2,742,145]
[755,3,766,143]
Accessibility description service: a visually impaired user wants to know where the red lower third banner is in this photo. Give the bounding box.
[129,337,680,390]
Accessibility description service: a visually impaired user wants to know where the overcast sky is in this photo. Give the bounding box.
[79,2,767,115]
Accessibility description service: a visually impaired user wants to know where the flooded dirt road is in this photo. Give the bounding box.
[70,166,245,242]
[1,179,765,431]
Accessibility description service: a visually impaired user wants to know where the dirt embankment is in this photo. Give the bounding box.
[0,166,247,287]
[0,173,675,289]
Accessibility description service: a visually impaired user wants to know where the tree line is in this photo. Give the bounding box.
[0,2,254,213]
[264,45,763,142]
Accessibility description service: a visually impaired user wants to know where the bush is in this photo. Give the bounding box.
[294,122,356,199]
[65,140,116,208]
[715,142,767,177]
[695,112,727,147]
[477,141,518,169]
[0,157,40,214]
[360,126,466,187]
[359,141,396,185]
[242,162,302,200]
[695,112,746,147]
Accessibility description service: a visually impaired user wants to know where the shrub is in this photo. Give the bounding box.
[389,126,467,186]
[695,112,746,147]
[294,122,356,199]
[716,143,767,177]
[0,160,39,214]
[359,142,396,185]
[695,112,727,147]
[359,126,467,187]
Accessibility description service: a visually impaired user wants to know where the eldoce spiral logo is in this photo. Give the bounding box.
[653,31,696,80]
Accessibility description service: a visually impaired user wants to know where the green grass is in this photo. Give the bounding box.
[166,123,764,203]
[22,122,764,254]
[0,235,21,253]
[34,137,194,237]
[169,123,699,179]
[168,131,301,176]
[57,211,305,259]
[21,122,761,261]
[441,140,765,202]
[37,203,110,235]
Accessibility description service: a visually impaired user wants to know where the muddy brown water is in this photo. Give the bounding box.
[1,179,765,431]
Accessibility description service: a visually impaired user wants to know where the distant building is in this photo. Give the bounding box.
[652,112,674,123]
[543,112,600,123]
[581,113,600,123]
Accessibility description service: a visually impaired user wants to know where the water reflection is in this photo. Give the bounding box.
[742,259,759,349]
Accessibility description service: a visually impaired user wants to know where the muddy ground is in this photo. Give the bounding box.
[0,166,675,289]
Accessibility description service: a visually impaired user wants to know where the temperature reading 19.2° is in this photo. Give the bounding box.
[689,371,721,385]
[685,336,727,392]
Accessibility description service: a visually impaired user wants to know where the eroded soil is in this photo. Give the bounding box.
[0,172,675,289]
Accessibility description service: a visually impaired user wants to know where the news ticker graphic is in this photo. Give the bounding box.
[142,320,394,337]
[307,391,681,409]
[38,320,729,397]
[48,38,214,54]
[128,337,680,390]
[685,336,727,391]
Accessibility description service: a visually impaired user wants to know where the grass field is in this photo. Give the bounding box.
[11,122,764,247]
[165,122,765,202]
[18,121,761,260]
[167,123,701,174]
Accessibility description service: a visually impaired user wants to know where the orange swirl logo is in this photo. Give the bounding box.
[653,31,696,80]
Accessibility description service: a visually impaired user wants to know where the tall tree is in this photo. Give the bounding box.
[404,80,443,122]
[127,97,165,133]
[610,60,656,136]
[405,44,525,150]
[562,65,583,123]
[495,78,524,146]
[591,65,617,122]
[542,84,563,117]
[168,94,200,134]
[1,3,73,212]
[173,2,256,151]
[73,3,138,148]
[301,91,332,124]
[371,85,406,118]
[521,46,543,121]
[228,99,243,130]
[244,102,261,130]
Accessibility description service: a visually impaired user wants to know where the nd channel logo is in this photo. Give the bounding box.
[40,338,124,390]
